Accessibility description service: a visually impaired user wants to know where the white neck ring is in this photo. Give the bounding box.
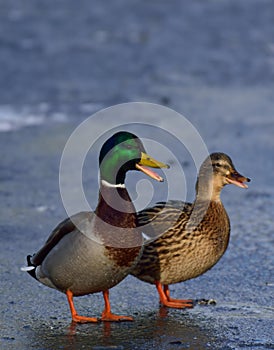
[101,179,126,188]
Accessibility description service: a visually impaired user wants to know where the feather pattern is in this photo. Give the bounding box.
[131,153,250,308]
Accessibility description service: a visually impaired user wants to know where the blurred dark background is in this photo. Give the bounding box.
[1,0,273,113]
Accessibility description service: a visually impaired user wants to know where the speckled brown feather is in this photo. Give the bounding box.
[132,200,230,284]
[131,153,248,287]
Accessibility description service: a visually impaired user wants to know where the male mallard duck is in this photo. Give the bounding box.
[131,153,250,308]
[22,131,169,322]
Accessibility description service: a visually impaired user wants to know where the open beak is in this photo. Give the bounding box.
[136,152,170,182]
[226,171,251,189]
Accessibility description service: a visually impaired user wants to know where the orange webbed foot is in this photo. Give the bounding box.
[66,290,99,324]
[163,284,193,308]
[71,314,99,323]
[156,282,194,309]
[101,290,134,322]
[164,294,193,308]
[101,311,134,322]
[160,299,193,309]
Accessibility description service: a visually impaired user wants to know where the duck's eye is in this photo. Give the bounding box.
[214,162,222,168]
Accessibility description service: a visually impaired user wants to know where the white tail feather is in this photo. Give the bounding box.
[20,266,35,272]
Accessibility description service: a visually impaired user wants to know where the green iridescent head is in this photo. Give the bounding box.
[99,131,169,184]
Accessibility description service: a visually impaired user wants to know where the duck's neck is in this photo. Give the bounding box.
[190,178,229,240]
[195,177,223,203]
[95,180,137,228]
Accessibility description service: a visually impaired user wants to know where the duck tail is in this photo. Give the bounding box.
[20,255,37,280]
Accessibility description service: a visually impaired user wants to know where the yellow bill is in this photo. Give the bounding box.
[136,152,169,182]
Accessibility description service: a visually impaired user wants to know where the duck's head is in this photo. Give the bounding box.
[99,131,169,185]
[197,152,250,200]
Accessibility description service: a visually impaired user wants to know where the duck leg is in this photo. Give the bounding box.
[155,281,193,308]
[66,290,99,323]
[163,284,193,307]
[101,290,133,322]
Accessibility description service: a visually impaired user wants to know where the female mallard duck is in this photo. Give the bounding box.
[131,153,250,308]
[22,131,169,322]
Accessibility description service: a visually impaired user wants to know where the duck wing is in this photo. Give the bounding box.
[31,211,93,266]
[138,200,192,241]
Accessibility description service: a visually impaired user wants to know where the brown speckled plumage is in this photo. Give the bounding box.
[131,153,250,308]
[134,200,230,284]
